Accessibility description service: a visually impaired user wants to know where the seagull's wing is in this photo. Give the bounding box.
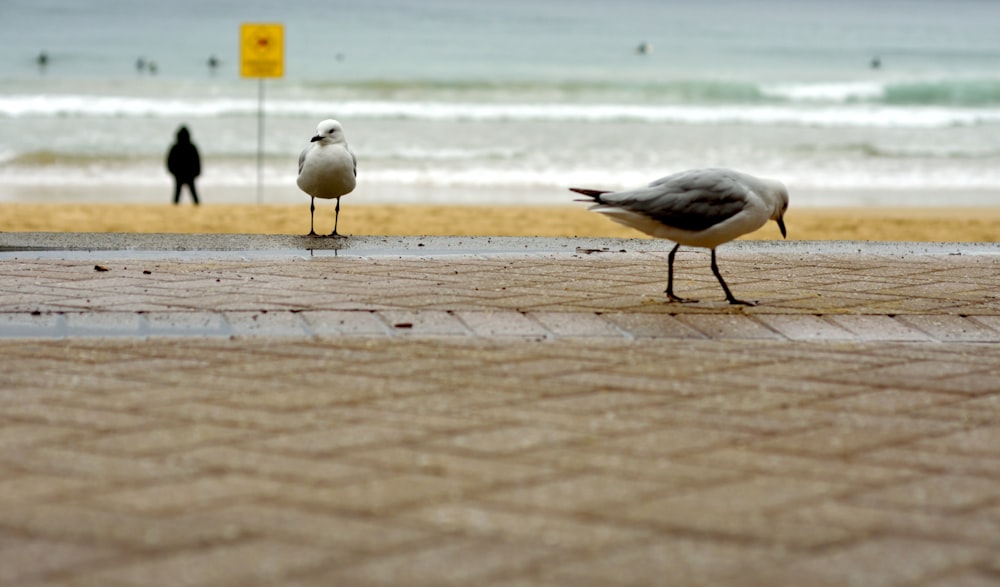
[297,146,308,176]
[602,170,752,232]
[350,148,357,177]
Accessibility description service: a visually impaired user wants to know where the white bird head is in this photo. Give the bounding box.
[763,178,789,238]
[310,119,347,144]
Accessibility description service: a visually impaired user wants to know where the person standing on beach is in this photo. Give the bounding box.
[166,126,201,205]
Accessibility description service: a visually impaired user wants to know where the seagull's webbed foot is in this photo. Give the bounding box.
[665,291,698,304]
[726,296,757,307]
[306,230,322,238]
[328,231,346,239]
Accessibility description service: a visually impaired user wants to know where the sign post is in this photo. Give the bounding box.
[240,23,284,204]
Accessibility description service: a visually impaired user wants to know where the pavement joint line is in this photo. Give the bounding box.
[4,309,1000,342]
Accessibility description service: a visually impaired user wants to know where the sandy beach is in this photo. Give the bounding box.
[1,202,998,242]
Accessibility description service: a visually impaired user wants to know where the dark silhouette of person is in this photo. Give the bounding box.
[166,126,201,205]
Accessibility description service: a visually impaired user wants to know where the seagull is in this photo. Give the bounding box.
[297,119,357,237]
[571,168,788,306]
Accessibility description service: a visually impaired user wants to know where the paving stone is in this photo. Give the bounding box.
[918,570,1000,587]
[825,315,936,341]
[143,311,232,336]
[252,422,433,456]
[913,424,1000,457]
[75,540,334,586]
[72,423,255,457]
[848,473,1000,512]
[754,537,991,587]
[673,314,785,339]
[203,504,431,553]
[681,447,918,485]
[753,314,858,340]
[426,424,587,457]
[596,425,753,458]
[276,473,480,515]
[808,388,963,415]
[327,537,564,587]
[482,472,669,516]
[527,311,625,338]
[345,445,551,485]
[896,314,1000,342]
[857,446,1000,479]
[538,537,792,586]
[1,403,156,433]
[0,312,63,338]
[223,310,311,337]
[599,312,706,338]
[0,535,118,586]
[452,310,551,337]
[61,311,145,336]
[0,503,251,552]
[401,502,652,551]
[376,309,471,336]
[300,309,390,336]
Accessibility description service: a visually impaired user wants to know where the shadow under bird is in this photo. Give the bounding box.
[297,119,357,237]
[571,168,788,306]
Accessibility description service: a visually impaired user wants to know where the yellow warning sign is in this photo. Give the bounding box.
[240,23,284,78]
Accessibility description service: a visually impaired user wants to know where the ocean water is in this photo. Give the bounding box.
[2,0,1000,206]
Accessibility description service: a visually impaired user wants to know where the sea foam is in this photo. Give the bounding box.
[2,94,998,129]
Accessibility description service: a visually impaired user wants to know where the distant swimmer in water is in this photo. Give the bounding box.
[636,41,651,55]
[870,55,881,70]
[37,51,49,69]
[136,57,146,73]
[208,55,219,74]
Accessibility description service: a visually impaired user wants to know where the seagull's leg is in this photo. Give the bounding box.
[711,249,755,306]
[307,197,319,237]
[665,243,696,303]
[329,197,344,238]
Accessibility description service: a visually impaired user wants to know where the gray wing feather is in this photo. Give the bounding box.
[602,170,751,232]
[297,146,308,175]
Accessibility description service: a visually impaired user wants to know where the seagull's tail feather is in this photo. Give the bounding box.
[569,187,611,203]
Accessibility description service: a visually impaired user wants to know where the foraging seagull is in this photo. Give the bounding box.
[297,119,357,237]
[571,168,788,306]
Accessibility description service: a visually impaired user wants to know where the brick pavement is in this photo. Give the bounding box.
[1,235,999,586]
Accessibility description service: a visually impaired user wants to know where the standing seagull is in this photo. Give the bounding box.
[297,119,357,237]
[571,168,788,306]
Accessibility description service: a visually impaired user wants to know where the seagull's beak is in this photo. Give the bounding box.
[310,135,322,142]
[777,216,787,239]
